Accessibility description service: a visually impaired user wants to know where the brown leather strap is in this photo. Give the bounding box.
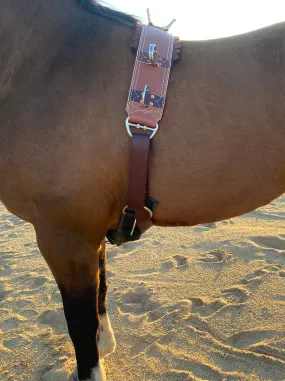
[128,133,152,233]
[125,24,175,235]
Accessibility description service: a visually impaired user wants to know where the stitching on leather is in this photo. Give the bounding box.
[161,34,174,112]
[133,25,146,88]
[133,25,147,94]
[127,25,146,113]
[160,33,172,108]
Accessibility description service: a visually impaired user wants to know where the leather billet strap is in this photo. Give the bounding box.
[127,24,175,127]
[126,24,175,232]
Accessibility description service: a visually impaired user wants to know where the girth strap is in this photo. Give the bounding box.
[128,133,152,233]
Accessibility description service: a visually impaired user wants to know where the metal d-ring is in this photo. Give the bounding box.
[125,117,159,139]
[148,44,158,66]
[141,85,149,106]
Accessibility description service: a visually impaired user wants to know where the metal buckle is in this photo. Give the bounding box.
[122,205,153,236]
[125,117,159,139]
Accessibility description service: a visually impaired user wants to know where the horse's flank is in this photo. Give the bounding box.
[0,0,285,240]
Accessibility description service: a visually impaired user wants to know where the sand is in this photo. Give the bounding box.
[1,196,285,381]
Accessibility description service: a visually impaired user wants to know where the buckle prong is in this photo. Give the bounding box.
[148,44,158,66]
[141,85,149,106]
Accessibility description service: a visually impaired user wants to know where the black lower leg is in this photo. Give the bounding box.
[98,242,107,316]
[60,287,99,380]
[35,225,104,380]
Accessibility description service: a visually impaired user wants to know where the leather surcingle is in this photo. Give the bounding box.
[106,22,181,246]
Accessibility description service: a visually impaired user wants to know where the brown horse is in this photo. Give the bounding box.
[1,0,285,379]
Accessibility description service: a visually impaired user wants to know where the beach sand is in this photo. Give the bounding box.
[1,196,285,381]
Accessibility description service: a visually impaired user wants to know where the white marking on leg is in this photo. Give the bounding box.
[98,313,116,358]
[89,361,106,381]
[72,361,106,381]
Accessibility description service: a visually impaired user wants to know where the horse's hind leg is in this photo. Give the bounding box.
[35,224,106,381]
[98,241,116,358]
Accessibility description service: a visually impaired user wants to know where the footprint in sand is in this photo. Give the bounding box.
[187,287,250,319]
[197,250,231,264]
[240,265,281,285]
[188,297,225,317]
[173,255,188,267]
[21,309,38,318]
[120,285,160,315]
[37,309,67,334]
[3,335,30,350]
[279,270,285,278]
[1,316,26,332]
[147,300,193,323]
[11,274,48,291]
[159,258,175,272]
[250,235,285,251]
[159,255,188,273]
[227,329,277,349]
[220,286,250,303]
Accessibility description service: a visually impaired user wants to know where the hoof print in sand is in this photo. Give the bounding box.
[173,255,188,268]
[197,250,230,264]
[12,273,48,291]
[3,335,29,350]
[120,286,160,315]
[37,309,67,334]
[159,255,188,272]
[227,330,276,349]
[159,258,175,272]
[250,235,285,251]
[220,286,250,304]
[189,297,225,317]
[241,265,281,285]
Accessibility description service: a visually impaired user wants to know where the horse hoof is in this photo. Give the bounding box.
[98,313,116,358]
